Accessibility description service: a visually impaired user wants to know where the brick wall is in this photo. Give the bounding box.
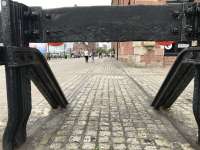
[111,0,176,67]
[132,42,163,67]
[133,0,166,5]
[118,42,132,55]
[73,42,97,55]
[112,0,165,6]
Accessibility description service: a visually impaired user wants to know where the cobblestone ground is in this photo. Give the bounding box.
[0,58,198,150]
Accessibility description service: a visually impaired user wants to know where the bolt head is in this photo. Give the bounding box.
[171,27,179,34]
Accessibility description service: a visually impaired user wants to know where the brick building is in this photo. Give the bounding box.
[73,42,97,56]
[111,0,176,67]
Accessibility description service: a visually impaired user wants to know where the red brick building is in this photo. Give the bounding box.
[73,42,97,56]
[111,0,176,67]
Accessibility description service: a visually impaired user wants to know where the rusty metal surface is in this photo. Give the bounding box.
[41,5,183,42]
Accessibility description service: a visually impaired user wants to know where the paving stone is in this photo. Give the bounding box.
[99,136,110,143]
[57,129,71,136]
[0,58,197,150]
[112,137,125,143]
[113,143,127,150]
[112,131,124,137]
[54,136,66,143]
[100,126,109,131]
[112,126,123,131]
[65,143,80,150]
[128,144,143,150]
[99,131,111,137]
[127,138,140,144]
[49,143,63,150]
[98,143,111,150]
[82,143,96,150]
[144,146,157,150]
[155,139,170,147]
[72,130,84,136]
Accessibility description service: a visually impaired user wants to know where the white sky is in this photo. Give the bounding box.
[12,0,111,8]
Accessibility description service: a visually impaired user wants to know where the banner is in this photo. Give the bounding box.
[156,41,175,46]
[48,43,64,47]
[48,43,65,53]
[29,43,47,55]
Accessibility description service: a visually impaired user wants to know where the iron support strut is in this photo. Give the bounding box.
[1,1,32,149]
[3,67,32,150]
[1,1,68,150]
[193,65,200,144]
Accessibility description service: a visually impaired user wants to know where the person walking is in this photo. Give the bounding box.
[99,52,102,59]
[84,49,89,63]
[91,50,95,62]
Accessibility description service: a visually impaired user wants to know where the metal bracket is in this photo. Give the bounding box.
[184,3,200,40]
[1,0,42,46]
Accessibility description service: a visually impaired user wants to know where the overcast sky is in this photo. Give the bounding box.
[13,0,111,8]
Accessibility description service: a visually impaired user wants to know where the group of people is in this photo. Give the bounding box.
[84,50,95,63]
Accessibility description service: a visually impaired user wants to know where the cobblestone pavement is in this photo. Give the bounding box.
[0,58,198,150]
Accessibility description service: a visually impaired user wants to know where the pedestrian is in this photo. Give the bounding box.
[46,52,51,60]
[91,50,95,62]
[84,49,89,63]
[99,52,102,59]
